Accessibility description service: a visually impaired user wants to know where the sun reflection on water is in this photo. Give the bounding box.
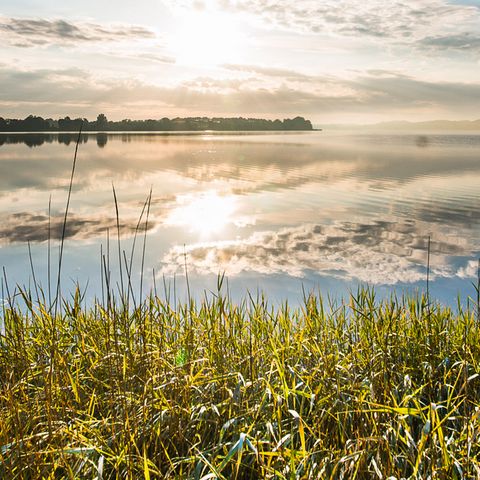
[166,191,236,237]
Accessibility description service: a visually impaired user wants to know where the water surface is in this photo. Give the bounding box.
[0,131,478,305]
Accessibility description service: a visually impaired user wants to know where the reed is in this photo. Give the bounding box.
[0,285,479,479]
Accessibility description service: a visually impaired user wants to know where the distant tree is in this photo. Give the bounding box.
[159,117,172,130]
[46,118,57,129]
[96,114,108,130]
[58,116,71,131]
[22,115,50,131]
[282,116,313,130]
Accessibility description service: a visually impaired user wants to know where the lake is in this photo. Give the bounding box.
[0,131,479,306]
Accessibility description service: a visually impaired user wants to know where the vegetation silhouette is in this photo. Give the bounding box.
[0,114,314,132]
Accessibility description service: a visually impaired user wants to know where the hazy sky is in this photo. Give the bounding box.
[1,0,480,123]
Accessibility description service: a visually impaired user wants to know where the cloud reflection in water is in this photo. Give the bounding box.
[0,212,156,243]
[162,218,477,284]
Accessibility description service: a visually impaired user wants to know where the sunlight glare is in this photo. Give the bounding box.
[171,11,244,67]
[168,192,236,236]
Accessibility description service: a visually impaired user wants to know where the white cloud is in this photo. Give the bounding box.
[166,0,480,52]
[0,16,156,48]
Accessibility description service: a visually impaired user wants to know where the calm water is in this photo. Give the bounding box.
[0,131,479,306]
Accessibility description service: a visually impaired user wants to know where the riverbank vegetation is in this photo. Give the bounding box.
[1,286,479,478]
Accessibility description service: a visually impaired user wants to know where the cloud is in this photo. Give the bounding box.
[218,66,480,113]
[0,16,155,47]
[346,72,480,110]
[182,76,252,91]
[1,64,480,121]
[161,219,474,284]
[99,51,176,65]
[168,0,480,53]
[0,212,156,244]
[419,33,480,52]
[222,63,321,82]
[135,53,176,64]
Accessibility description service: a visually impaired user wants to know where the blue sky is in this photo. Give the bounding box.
[1,0,480,123]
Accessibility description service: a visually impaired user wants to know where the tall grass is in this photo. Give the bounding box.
[0,284,479,479]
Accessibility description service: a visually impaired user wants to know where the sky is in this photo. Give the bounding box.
[1,0,480,124]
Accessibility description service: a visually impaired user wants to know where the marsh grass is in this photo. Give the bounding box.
[0,284,479,479]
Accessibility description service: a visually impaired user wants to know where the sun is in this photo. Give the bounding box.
[171,11,244,67]
[168,191,236,236]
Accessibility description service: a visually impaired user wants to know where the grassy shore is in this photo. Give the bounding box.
[0,287,479,479]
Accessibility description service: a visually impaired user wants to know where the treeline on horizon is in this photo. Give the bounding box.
[0,114,313,132]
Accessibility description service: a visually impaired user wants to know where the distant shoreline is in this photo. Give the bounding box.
[0,115,314,132]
